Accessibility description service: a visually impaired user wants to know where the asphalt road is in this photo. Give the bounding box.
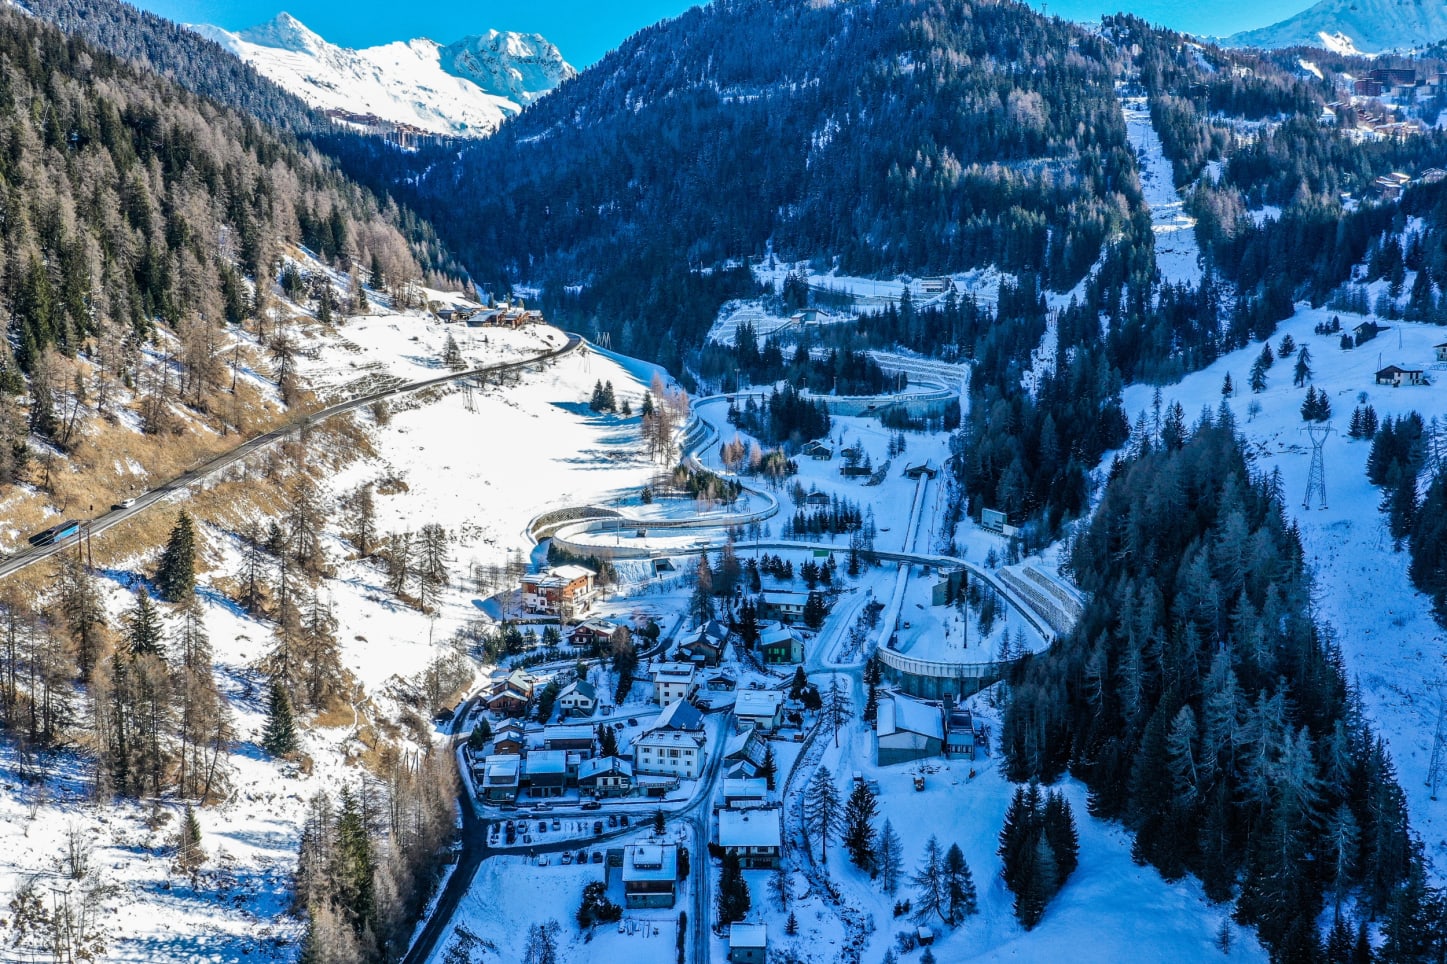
[0,330,581,580]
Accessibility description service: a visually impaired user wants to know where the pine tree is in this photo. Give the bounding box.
[126,589,165,658]
[802,766,843,861]
[1041,791,1079,887]
[758,744,778,791]
[1250,358,1268,393]
[262,681,298,756]
[173,804,205,878]
[715,851,751,924]
[843,781,879,871]
[1293,346,1313,387]
[333,785,377,940]
[942,843,978,924]
[911,835,948,924]
[878,818,903,895]
[1016,834,1058,930]
[598,722,619,758]
[157,511,197,603]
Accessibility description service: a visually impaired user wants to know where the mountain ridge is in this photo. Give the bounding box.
[190,12,575,137]
[1228,0,1447,53]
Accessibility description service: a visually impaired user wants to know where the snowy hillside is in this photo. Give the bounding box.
[189,13,574,137]
[1228,0,1447,53]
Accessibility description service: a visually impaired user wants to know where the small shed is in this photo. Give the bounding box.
[728,923,768,964]
[1435,342,1447,362]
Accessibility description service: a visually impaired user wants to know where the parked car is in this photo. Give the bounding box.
[627,718,638,727]
[619,815,630,828]
[607,814,618,828]
[551,818,561,831]
[576,849,588,864]
[591,850,604,864]
[111,498,135,510]
[593,820,604,835]
[561,852,573,865]
[522,833,532,844]
[581,800,602,811]
[538,820,548,833]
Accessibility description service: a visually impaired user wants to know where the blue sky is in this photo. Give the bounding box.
[132,0,1314,67]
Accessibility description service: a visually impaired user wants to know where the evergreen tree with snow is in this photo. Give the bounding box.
[843,780,879,872]
[878,818,903,895]
[1293,345,1312,387]
[758,744,778,791]
[157,511,197,603]
[173,804,205,878]
[1250,358,1268,393]
[910,835,948,924]
[942,843,978,924]
[802,766,843,861]
[715,851,751,924]
[126,589,165,658]
[262,680,298,756]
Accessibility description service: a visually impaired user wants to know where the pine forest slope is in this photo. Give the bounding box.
[366,0,1145,369]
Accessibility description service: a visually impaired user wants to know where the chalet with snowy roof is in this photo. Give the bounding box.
[804,491,831,507]
[1353,320,1385,343]
[717,807,782,868]
[521,565,597,620]
[758,623,804,665]
[478,754,520,803]
[490,720,530,756]
[577,756,633,798]
[758,591,813,624]
[902,460,938,480]
[557,679,598,716]
[724,726,768,777]
[802,439,833,460]
[633,727,707,779]
[1422,168,1447,186]
[729,923,768,964]
[569,619,627,651]
[1376,365,1424,387]
[721,777,771,810]
[679,619,729,667]
[484,670,536,718]
[652,662,698,706]
[523,749,571,797]
[1435,342,1447,362]
[734,690,785,733]
[542,723,596,756]
[875,695,944,766]
[622,844,679,909]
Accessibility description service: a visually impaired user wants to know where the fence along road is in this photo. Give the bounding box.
[0,329,583,580]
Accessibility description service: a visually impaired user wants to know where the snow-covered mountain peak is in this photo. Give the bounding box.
[187,15,573,138]
[440,29,575,105]
[1229,0,1447,53]
[233,12,325,54]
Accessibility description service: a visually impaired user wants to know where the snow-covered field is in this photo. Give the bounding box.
[0,297,666,959]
